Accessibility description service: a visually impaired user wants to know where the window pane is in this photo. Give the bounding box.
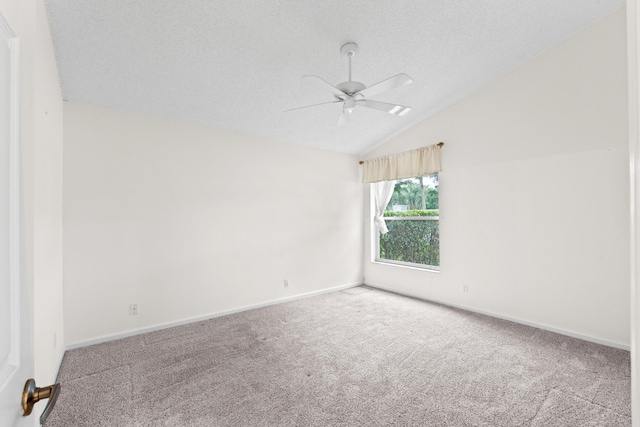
[379,218,439,266]
[377,174,439,269]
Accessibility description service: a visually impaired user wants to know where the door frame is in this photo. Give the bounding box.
[628,1,639,425]
[0,9,21,392]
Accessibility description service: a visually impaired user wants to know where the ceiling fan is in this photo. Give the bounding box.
[286,42,413,126]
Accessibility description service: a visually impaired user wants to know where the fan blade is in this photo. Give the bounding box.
[357,73,413,98]
[337,110,351,127]
[302,75,346,98]
[285,100,342,112]
[357,99,411,116]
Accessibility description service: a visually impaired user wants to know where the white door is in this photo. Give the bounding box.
[0,12,36,427]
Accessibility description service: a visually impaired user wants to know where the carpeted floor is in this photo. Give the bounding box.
[45,286,631,426]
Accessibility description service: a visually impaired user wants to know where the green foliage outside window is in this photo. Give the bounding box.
[389,176,439,210]
[383,209,438,217]
[379,212,440,267]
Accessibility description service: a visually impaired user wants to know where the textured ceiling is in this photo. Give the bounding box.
[45,0,624,155]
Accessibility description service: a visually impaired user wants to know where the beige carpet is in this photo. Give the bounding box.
[45,286,631,426]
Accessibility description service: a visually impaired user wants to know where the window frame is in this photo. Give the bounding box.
[372,177,440,272]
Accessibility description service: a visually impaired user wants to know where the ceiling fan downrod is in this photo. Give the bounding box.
[338,42,365,96]
[340,42,358,83]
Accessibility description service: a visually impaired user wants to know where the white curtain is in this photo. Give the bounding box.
[372,180,395,234]
[362,144,442,183]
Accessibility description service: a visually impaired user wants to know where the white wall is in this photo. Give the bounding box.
[63,103,363,345]
[0,0,64,393]
[364,8,630,347]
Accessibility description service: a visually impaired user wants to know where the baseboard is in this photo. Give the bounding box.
[66,282,362,350]
[365,283,630,351]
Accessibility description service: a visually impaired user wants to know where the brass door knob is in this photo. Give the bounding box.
[22,378,60,424]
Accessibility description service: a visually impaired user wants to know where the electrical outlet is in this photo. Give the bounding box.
[284,279,289,288]
[129,303,139,315]
[462,284,469,293]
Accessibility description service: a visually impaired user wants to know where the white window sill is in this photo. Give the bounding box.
[372,259,440,273]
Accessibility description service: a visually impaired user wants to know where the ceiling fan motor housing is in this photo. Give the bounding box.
[336,81,366,96]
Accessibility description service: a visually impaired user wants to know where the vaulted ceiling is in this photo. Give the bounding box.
[45,0,625,155]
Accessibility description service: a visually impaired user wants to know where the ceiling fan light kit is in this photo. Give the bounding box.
[287,42,414,127]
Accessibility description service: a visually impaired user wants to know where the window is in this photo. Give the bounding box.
[374,174,439,270]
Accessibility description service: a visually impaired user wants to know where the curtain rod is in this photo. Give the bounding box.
[358,142,444,165]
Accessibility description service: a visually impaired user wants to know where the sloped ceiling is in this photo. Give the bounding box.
[45,0,624,155]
